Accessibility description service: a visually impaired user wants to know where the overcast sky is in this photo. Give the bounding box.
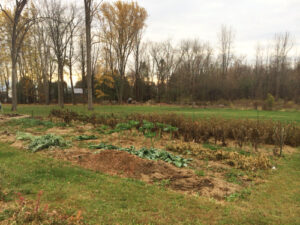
[132,0,300,62]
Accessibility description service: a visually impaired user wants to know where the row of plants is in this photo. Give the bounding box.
[7,118,66,129]
[89,143,190,168]
[49,109,300,148]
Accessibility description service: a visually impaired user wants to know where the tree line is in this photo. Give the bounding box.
[0,0,299,111]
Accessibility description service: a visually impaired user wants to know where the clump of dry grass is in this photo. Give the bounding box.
[167,143,271,171]
[2,191,84,225]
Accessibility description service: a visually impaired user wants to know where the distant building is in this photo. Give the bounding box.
[74,88,83,95]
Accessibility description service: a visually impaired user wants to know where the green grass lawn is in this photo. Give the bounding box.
[1,144,300,224]
[2,104,300,122]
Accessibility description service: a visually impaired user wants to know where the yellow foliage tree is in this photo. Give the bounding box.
[94,64,115,99]
[100,0,148,103]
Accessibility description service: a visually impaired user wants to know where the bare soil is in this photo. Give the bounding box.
[45,148,239,199]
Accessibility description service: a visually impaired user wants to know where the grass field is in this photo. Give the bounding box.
[2,104,300,122]
[0,143,299,224]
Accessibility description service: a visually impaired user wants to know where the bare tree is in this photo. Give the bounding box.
[67,16,81,105]
[79,33,87,99]
[218,25,234,79]
[150,40,177,102]
[44,0,77,108]
[132,29,147,101]
[31,5,51,105]
[272,32,293,99]
[0,0,34,111]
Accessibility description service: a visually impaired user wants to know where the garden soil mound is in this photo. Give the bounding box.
[53,149,239,199]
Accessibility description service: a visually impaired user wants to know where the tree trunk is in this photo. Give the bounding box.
[85,0,93,110]
[11,57,17,111]
[80,39,86,103]
[58,63,64,108]
[119,77,124,104]
[5,82,9,102]
[42,66,49,105]
[69,63,75,105]
[49,72,53,103]
[4,65,10,102]
[43,46,50,105]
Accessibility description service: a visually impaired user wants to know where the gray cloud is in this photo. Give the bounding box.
[137,0,300,59]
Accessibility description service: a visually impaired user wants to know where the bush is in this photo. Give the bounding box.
[263,93,275,111]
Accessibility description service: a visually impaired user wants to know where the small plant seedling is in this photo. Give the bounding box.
[159,179,171,188]
[128,120,140,128]
[225,169,244,185]
[144,131,156,147]
[225,189,251,202]
[195,170,205,177]
[163,125,178,139]
[156,122,165,139]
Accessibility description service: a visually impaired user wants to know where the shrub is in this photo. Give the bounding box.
[263,93,275,110]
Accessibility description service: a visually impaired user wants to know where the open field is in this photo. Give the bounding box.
[1,107,300,224]
[2,104,300,122]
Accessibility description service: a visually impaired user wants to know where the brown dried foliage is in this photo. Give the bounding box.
[167,143,271,171]
[49,109,300,147]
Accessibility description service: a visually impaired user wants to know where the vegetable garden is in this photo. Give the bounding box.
[0,109,300,224]
[2,110,298,187]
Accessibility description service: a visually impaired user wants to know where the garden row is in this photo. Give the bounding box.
[49,109,300,149]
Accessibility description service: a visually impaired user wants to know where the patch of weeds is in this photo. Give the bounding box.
[195,170,205,177]
[75,135,98,141]
[6,118,65,130]
[225,188,251,202]
[0,188,6,201]
[225,169,244,184]
[155,179,171,188]
[238,149,251,156]
[4,191,84,224]
[0,209,15,222]
[77,142,91,149]
[204,158,209,167]
[16,132,34,141]
[90,143,119,150]
[202,143,219,151]
[55,122,67,127]
[95,125,110,134]
[0,189,14,202]
[223,147,234,152]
